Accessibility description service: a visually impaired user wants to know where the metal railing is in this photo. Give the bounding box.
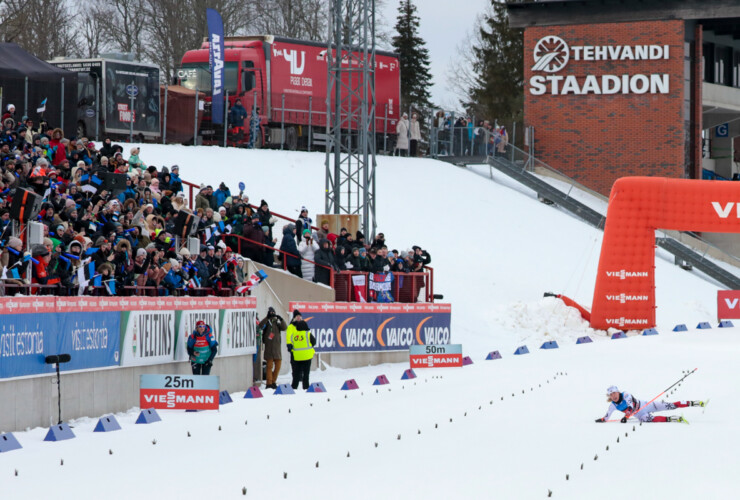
[181,181,436,302]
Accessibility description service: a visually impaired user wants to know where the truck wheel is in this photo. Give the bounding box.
[286,126,298,151]
[77,121,87,139]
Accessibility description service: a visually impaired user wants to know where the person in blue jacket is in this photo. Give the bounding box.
[186,320,218,375]
[229,99,248,128]
[280,223,302,278]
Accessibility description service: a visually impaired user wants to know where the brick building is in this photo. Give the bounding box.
[508,0,740,196]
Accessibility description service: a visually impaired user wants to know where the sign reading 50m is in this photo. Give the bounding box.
[529,35,671,96]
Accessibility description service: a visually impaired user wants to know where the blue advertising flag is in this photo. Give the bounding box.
[207,8,225,125]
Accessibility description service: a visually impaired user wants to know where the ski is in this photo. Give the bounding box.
[668,415,689,424]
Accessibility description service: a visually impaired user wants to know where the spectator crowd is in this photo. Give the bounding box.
[0,110,432,299]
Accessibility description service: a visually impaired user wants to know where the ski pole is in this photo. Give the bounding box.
[606,368,698,422]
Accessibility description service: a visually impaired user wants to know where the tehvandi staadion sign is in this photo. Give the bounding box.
[529,35,671,96]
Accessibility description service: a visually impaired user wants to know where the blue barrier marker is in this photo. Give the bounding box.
[44,422,75,441]
[94,415,121,432]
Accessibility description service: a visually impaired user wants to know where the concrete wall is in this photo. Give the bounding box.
[1,262,413,432]
[0,355,251,433]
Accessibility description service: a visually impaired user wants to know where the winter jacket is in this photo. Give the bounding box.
[298,238,319,282]
[229,104,248,127]
[213,187,231,209]
[410,118,421,141]
[186,325,218,364]
[314,240,338,285]
[259,315,287,360]
[396,118,410,150]
[195,191,211,212]
[279,227,301,268]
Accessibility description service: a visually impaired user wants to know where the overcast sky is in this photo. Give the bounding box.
[379,0,490,110]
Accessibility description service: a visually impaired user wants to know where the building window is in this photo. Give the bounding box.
[715,46,732,85]
[703,43,714,83]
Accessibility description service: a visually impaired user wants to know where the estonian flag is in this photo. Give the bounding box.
[36,98,47,114]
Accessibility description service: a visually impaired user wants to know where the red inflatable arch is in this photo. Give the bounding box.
[591,177,740,330]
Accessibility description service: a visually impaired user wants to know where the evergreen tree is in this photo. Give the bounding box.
[392,0,433,110]
[469,0,523,123]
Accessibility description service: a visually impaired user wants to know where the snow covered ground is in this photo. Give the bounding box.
[2,145,739,498]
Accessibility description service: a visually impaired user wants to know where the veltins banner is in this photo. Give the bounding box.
[219,309,257,357]
[120,311,176,367]
[288,302,452,352]
[174,309,220,362]
[0,311,120,378]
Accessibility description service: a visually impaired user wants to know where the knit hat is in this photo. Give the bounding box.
[606,386,619,395]
[300,206,307,213]
[95,236,108,247]
[31,244,49,257]
[179,247,191,258]
[7,236,23,250]
[260,199,268,207]
[321,220,329,226]
[136,248,147,258]
[196,320,206,327]
[169,258,179,268]
[303,229,311,236]
[292,309,302,319]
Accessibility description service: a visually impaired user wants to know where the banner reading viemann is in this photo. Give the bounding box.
[288,302,452,352]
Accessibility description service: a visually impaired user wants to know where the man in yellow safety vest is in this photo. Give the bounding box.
[286,310,316,390]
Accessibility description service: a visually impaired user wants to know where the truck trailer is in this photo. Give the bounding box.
[49,58,160,141]
[178,35,400,150]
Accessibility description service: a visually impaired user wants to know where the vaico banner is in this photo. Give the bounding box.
[288,302,452,352]
[717,290,740,320]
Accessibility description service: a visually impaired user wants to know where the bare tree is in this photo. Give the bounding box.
[251,0,328,41]
[74,2,111,58]
[140,0,254,83]
[99,0,148,58]
[444,5,491,112]
[0,0,32,44]
[0,0,75,59]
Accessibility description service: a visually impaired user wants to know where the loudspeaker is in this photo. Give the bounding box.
[187,237,201,256]
[28,221,44,245]
[173,211,199,240]
[10,188,43,222]
[98,172,128,194]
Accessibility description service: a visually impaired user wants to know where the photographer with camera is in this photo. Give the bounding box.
[258,306,287,389]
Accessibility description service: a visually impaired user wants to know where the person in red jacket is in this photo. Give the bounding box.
[48,128,67,167]
[186,320,218,375]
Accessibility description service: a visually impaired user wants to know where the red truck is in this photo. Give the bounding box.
[178,35,401,150]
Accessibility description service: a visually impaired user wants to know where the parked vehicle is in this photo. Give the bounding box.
[49,57,160,141]
[178,35,401,149]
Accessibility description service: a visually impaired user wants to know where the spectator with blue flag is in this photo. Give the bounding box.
[187,320,218,375]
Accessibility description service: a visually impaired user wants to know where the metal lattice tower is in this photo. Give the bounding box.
[325,0,377,239]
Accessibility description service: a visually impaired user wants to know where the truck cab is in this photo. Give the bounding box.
[179,38,267,146]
